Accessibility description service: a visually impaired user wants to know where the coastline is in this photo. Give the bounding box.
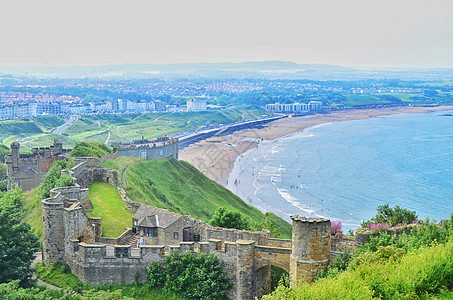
[179,105,453,186]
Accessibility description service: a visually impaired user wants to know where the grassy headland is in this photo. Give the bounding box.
[102,157,292,238]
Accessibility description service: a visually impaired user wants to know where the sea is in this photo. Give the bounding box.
[227,110,453,232]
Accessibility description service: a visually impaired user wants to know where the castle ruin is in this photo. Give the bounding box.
[111,136,179,160]
[42,157,355,299]
[5,140,71,191]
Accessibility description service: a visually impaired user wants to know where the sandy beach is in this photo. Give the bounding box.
[179,105,453,185]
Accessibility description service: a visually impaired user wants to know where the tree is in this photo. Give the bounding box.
[0,164,7,192]
[209,207,250,230]
[38,160,73,200]
[369,204,418,227]
[0,188,39,287]
[147,251,231,299]
[0,144,10,164]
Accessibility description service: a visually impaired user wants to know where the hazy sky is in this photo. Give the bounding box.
[1,0,453,67]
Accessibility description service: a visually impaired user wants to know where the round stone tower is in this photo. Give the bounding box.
[10,142,20,171]
[290,215,331,285]
[42,199,65,264]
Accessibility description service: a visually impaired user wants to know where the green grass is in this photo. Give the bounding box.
[23,188,43,239]
[66,105,267,143]
[35,262,86,290]
[86,181,134,237]
[103,157,292,239]
[265,237,453,299]
[0,106,267,150]
[35,262,184,299]
[345,95,392,106]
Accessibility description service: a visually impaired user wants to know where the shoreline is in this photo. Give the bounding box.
[179,105,453,186]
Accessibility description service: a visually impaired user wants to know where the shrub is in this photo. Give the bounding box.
[209,206,250,230]
[147,251,231,300]
[331,221,343,237]
[362,204,418,228]
[38,160,73,199]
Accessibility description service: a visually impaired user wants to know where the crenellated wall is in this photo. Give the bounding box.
[42,156,353,300]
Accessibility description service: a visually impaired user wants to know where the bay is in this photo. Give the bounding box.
[227,110,453,232]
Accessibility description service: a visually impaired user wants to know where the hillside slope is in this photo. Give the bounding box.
[102,157,292,238]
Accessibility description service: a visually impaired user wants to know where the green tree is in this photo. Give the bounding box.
[38,160,73,200]
[147,251,231,300]
[0,164,7,192]
[0,144,10,164]
[0,188,39,287]
[364,204,418,227]
[209,206,250,230]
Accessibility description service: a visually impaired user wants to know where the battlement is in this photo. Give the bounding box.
[6,140,70,191]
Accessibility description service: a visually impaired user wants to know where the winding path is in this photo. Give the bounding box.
[32,252,60,290]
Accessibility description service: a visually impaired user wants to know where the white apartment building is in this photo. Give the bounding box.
[187,99,207,111]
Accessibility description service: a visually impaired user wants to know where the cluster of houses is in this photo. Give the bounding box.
[0,98,208,121]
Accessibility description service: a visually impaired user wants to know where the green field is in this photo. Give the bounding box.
[86,181,134,237]
[0,106,267,150]
[344,94,392,106]
[102,157,292,238]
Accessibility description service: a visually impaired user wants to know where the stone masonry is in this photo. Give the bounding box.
[42,156,351,299]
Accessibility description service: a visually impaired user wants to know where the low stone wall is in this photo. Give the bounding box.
[331,236,357,252]
[267,238,292,248]
[99,152,119,163]
[355,224,417,247]
[117,187,141,213]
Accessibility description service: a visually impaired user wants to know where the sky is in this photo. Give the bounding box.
[1,0,453,68]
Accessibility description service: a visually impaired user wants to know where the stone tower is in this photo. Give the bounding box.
[290,215,331,285]
[10,142,20,171]
[41,198,65,264]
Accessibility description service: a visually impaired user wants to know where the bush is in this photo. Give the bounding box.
[331,221,343,238]
[147,251,231,299]
[362,204,418,228]
[71,142,112,158]
[209,206,250,230]
[38,160,73,199]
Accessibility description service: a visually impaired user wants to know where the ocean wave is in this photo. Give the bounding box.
[277,188,314,215]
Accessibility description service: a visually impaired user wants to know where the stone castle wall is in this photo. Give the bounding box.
[42,156,353,299]
[6,140,70,191]
[117,138,179,160]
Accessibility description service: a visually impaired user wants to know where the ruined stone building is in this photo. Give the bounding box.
[111,136,179,160]
[42,157,356,300]
[5,140,71,191]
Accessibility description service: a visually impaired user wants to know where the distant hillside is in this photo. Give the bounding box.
[0,115,66,148]
[102,157,292,238]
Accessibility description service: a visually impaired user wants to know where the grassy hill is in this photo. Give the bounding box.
[102,157,292,238]
[0,106,267,149]
[65,105,267,143]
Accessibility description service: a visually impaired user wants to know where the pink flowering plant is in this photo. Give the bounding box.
[331,221,343,237]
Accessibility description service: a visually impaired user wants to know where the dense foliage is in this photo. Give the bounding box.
[70,142,112,159]
[266,205,453,299]
[0,280,129,299]
[0,188,40,287]
[362,204,418,228]
[0,144,10,163]
[147,251,231,299]
[38,160,73,199]
[209,206,250,230]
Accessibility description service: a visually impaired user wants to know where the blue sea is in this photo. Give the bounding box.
[227,110,453,231]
